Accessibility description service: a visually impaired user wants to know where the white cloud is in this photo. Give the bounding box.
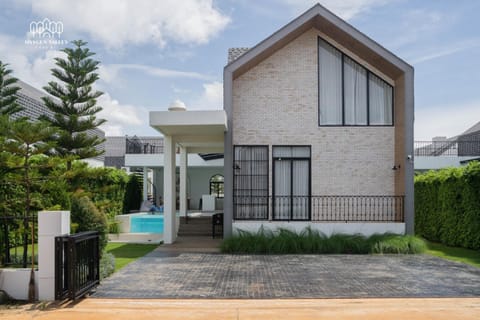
[386,9,449,50]
[97,92,149,136]
[0,33,64,90]
[415,101,480,140]
[189,81,223,110]
[410,39,480,64]
[98,64,213,84]
[281,0,390,20]
[0,33,147,136]
[32,0,230,49]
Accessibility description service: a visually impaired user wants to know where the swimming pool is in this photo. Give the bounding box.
[130,215,164,233]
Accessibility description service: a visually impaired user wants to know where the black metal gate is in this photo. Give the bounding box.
[55,231,100,301]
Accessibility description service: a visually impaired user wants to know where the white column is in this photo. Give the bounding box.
[38,211,70,301]
[143,166,148,201]
[179,146,188,218]
[163,135,176,244]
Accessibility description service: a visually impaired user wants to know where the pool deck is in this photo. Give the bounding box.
[108,232,163,244]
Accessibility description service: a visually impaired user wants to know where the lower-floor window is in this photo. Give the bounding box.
[233,145,269,219]
[209,174,224,198]
[273,146,311,220]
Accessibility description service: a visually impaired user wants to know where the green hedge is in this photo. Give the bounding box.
[68,164,129,219]
[415,162,480,250]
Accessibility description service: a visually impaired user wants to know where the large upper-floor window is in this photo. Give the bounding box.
[318,37,393,126]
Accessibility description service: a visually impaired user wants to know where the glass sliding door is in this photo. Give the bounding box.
[273,146,311,220]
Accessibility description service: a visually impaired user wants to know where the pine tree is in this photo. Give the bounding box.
[42,40,106,170]
[3,119,54,274]
[0,61,23,116]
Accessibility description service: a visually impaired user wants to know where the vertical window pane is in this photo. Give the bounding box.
[274,159,291,220]
[233,146,268,220]
[292,160,309,220]
[319,39,342,125]
[343,56,367,125]
[369,73,393,125]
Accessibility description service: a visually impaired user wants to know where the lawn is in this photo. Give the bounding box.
[105,242,158,271]
[426,241,480,268]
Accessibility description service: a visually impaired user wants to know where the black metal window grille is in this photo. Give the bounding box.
[272,146,311,221]
[233,145,269,220]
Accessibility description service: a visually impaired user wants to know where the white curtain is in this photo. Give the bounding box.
[292,160,309,220]
[274,159,291,220]
[319,39,342,125]
[273,146,310,158]
[343,56,367,125]
[369,73,393,125]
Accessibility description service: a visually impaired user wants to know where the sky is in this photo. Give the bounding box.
[0,0,479,140]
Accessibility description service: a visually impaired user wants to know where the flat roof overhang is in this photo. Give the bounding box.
[149,110,227,153]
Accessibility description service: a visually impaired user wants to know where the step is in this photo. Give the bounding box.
[178,231,213,237]
[180,217,212,224]
[179,226,212,231]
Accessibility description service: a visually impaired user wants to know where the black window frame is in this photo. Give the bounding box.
[272,145,312,221]
[317,36,394,127]
[233,145,269,220]
[209,174,224,198]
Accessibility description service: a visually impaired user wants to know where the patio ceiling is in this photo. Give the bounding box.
[149,110,227,153]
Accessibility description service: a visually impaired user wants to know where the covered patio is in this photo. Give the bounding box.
[149,106,227,244]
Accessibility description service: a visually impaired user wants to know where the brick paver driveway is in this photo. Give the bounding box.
[93,250,480,298]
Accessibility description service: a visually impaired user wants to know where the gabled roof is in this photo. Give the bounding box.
[461,121,480,136]
[225,3,413,80]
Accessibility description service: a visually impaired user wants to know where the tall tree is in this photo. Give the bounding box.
[0,61,23,116]
[42,40,106,170]
[3,119,55,301]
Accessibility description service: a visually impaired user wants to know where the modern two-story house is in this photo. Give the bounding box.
[150,3,414,244]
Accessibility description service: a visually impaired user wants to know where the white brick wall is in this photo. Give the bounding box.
[232,28,395,196]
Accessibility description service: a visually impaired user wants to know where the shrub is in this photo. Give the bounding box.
[108,219,121,234]
[71,195,108,252]
[123,174,142,214]
[371,234,426,254]
[415,162,480,250]
[220,228,426,254]
[40,178,71,210]
[68,163,129,219]
[99,251,115,280]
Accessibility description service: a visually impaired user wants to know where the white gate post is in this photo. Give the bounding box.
[38,211,70,301]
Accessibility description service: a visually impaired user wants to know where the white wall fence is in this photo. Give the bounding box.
[233,221,406,236]
[0,211,70,301]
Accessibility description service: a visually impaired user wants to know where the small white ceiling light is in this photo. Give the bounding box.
[168,99,187,111]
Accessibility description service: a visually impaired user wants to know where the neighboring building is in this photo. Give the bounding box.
[122,135,224,211]
[12,80,106,166]
[107,135,224,211]
[146,3,414,244]
[414,121,480,170]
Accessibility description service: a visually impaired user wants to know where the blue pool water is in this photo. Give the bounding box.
[130,215,164,233]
